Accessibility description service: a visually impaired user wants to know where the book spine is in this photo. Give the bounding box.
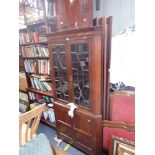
[33,31,39,43]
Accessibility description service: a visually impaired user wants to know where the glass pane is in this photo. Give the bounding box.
[52,45,69,101]
[71,43,90,108]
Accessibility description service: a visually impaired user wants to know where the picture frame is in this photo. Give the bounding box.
[109,135,135,155]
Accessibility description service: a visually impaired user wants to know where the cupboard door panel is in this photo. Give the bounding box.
[75,130,93,151]
[74,116,93,135]
[74,111,94,151]
[56,0,93,30]
[54,102,74,140]
[55,0,68,30]
[54,102,72,125]
[57,121,74,140]
[56,110,72,125]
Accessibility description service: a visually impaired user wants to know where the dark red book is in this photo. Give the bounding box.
[33,31,39,43]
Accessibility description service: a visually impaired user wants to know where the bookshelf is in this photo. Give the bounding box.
[20,41,55,128]
[19,0,56,128]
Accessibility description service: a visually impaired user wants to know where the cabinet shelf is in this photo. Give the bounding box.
[23,57,49,59]
[19,41,47,46]
[27,88,54,98]
[19,89,27,93]
[25,72,51,76]
[26,17,56,27]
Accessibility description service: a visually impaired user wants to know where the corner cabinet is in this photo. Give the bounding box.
[47,17,112,155]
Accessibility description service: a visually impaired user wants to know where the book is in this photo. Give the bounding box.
[33,31,39,43]
[48,109,55,123]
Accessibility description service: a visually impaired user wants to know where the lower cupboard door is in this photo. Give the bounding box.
[75,129,93,152]
[57,120,74,141]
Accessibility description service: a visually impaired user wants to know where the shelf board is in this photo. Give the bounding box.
[41,117,56,128]
[23,57,49,59]
[19,41,47,46]
[29,99,38,103]
[19,2,43,11]
[27,19,45,27]
[19,89,27,93]
[25,72,51,76]
[27,88,54,97]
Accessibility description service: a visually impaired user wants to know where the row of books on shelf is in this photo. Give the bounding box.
[19,31,47,44]
[19,92,28,102]
[19,72,28,91]
[24,59,37,73]
[28,92,37,101]
[29,93,54,105]
[30,75,52,91]
[19,99,30,113]
[38,60,50,74]
[43,107,55,123]
[22,45,49,57]
[24,59,50,74]
[30,102,55,123]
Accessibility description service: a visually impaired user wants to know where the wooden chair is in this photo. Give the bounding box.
[19,103,46,146]
[19,103,71,155]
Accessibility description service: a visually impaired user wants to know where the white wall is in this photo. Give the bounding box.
[93,0,135,36]
[93,0,135,86]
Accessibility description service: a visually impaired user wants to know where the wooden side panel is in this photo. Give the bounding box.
[48,43,57,98]
[19,55,24,71]
[90,35,102,114]
[106,17,113,119]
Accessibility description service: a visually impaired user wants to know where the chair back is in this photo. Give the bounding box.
[19,103,46,146]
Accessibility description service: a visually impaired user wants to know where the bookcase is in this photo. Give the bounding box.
[19,0,56,128]
[46,16,112,155]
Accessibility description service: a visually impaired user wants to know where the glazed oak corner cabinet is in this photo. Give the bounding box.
[47,17,112,155]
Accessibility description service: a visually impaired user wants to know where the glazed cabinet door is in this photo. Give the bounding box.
[49,43,71,102]
[69,42,90,108]
[68,35,102,115]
